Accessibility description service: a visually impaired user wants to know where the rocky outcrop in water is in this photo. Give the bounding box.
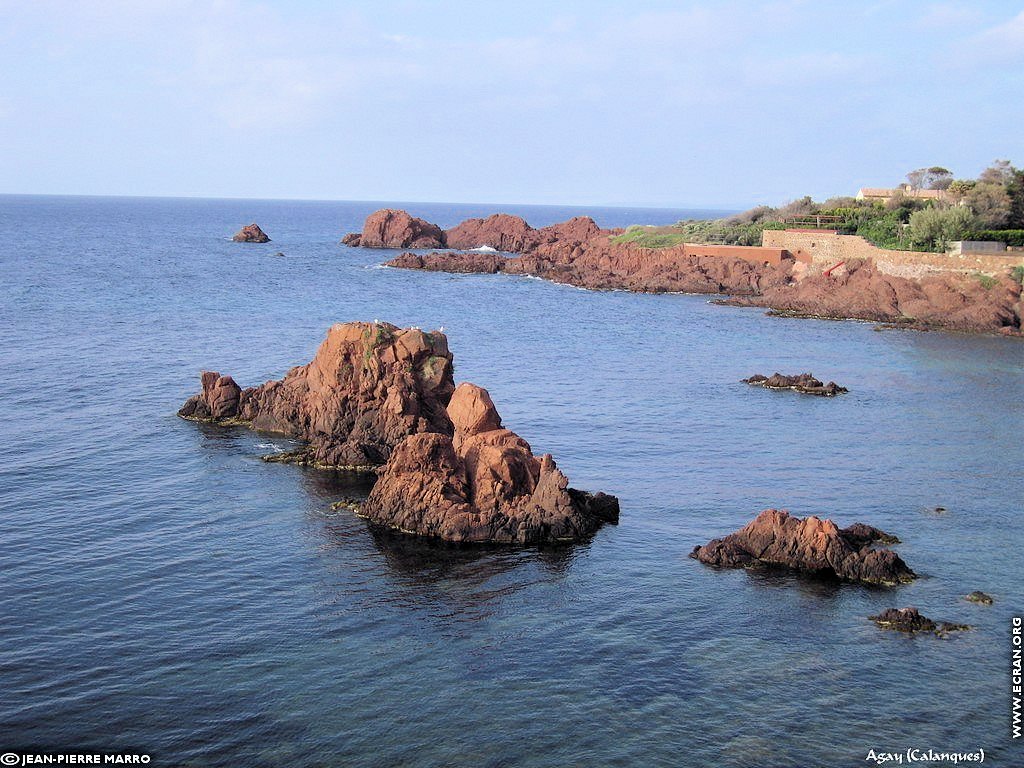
[232,223,270,243]
[389,251,505,274]
[690,509,915,585]
[445,213,535,252]
[360,382,619,544]
[965,591,994,605]
[742,372,848,396]
[349,209,445,249]
[869,607,970,636]
[179,322,455,468]
[179,371,243,421]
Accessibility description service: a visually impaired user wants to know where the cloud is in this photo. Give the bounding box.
[973,9,1024,55]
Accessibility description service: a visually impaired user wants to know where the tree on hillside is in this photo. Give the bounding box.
[966,183,1012,228]
[1007,170,1024,229]
[978,159,1016,186]
[946,179,977,199]
[906,166,953,190]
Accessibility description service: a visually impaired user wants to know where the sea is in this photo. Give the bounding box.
[0,195,1021,767]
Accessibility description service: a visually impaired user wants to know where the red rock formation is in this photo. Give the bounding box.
[360,383,619,544]
[690,509,916,585]
[340,233,362,246]
[357,209,1023,334]
[723,260,1022,333]
[356,209,445,249]
[742,372,848,396]
[179,371,243,420]
[445,214,534,252]
[178,322,455,467]
[232,223,270,243]
[387,251,506,274]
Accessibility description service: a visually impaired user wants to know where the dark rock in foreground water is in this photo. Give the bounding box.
[360,382,619,544]
[690,509,915,585]
[232,223,271,243]
[965,591,994,605]
[742,372,848,396]
[870,607,971,636]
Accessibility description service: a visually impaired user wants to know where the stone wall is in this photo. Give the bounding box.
[681,243,792,266]
[762,229,1024,277]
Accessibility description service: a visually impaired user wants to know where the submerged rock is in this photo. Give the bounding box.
[179,322,455,468]
[870,607,970,636]
[232,223,271,243]
[742,372,848,396]
[965,591,994,605]
[690,509,915,585]
[360,382,619,544]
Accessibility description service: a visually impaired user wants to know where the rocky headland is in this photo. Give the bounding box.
[179,322,619,544]
[360,382,620,544]
[742,372,848,396]
[232,223,271,243]
[690,509,916,585]
[344,208,1023,335]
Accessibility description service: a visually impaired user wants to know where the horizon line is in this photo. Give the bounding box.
[0,191,747,213]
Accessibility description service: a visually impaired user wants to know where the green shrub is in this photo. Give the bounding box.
[908,206,976,251]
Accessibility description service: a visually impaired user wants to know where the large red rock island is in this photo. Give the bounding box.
[361,383,620,544]
[178,322,619,545]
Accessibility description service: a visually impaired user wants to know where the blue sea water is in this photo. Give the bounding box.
[0,195,1021,767]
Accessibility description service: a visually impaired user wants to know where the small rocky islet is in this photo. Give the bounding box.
[179,321,619,545]
[341,207,1023,335]
[742,372,848,396]
[690,508,915,586]
[231,223,271,243]
[869,607,971,637]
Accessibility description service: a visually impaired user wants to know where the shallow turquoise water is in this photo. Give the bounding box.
[0,195,1021,767]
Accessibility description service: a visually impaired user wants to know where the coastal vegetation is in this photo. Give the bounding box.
[618,160,1024,252]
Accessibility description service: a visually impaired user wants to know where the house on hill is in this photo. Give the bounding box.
[856,184,947,204]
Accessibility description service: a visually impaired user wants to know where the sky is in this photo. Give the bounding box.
[0,0,1022,208]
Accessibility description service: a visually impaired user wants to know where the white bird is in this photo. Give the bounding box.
[439,325,446,332]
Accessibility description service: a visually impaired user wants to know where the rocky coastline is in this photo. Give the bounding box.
[342,209,1023,335]
[179,322,619,545]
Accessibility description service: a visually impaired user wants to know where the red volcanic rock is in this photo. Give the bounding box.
[358,209,445,249]
[360,382,619,544]
[179,322,455,467]
[232,223,270,243]
[724,260,1022,334]
[178,371,242,420]
[340,233,362,246]
[530,216,605,249]
[690,509,916,585]
[742,372,848,396]
[445,214,534,252]
[386,251,506,274]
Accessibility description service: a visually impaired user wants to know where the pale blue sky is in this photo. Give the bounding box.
[1,0,1022,207]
